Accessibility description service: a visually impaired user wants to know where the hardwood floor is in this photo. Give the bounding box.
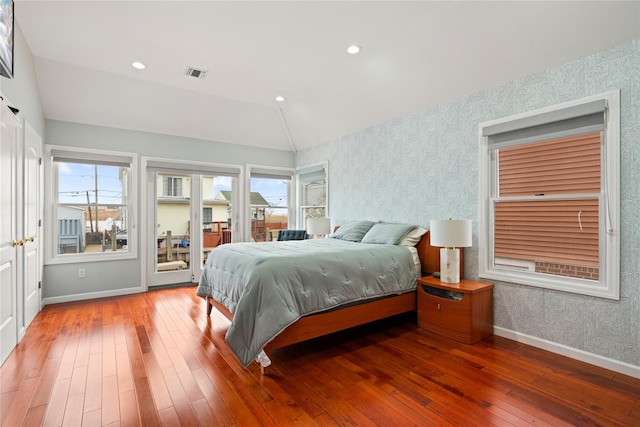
[1,286,638,426]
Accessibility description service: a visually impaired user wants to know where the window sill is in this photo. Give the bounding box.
[45,251,137,266]
[479,268,619,300]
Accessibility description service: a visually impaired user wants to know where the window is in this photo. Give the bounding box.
[47,146,137,262]
[297,161,328,228]
[247,165,294,242]
[478,91,620,299]
[202,207,213,223]
[162,176,183,197]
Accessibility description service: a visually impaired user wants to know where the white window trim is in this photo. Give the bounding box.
[45,145,138,265]
[478,90,620,299]
[246,164,295,242]
[296,161,329,230]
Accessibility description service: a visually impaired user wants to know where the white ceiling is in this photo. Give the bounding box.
[15,1,640,152]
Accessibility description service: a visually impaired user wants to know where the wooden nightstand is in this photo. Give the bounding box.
[417,276,493,344]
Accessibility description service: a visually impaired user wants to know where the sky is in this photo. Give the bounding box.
[58,163,123,205]
[248,178,289,207]
[59,163,289,208]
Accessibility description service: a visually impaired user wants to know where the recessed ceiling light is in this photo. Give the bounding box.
[347,45,361,54]
[131,61,146,70]
[275,95,286,102]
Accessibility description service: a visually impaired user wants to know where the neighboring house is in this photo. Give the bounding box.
[156,174,232,245]
[57,206,86,254]
[203,177,231,226]
[156,174,191,241]
[154,182,275,247]
[216,190,271,241]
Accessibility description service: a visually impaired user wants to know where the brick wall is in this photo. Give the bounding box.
[535,262,599,280]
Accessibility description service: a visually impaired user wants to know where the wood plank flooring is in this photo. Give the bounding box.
[1,286,638,426]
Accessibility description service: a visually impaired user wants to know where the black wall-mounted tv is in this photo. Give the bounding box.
[0,0,14,79]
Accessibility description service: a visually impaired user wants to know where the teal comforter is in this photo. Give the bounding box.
[196,238,418,367]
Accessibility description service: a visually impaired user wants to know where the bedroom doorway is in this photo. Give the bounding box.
[144,159,240,288]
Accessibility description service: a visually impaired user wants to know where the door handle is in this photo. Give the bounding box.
[12,239,24,246]
[25,236,35,242]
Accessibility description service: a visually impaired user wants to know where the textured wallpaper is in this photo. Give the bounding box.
[296,40,639,367]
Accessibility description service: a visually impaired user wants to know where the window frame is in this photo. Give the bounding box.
[296,161,329,229]
[45,145,138,264]
[478,91,620,299]
[245,164,295,242]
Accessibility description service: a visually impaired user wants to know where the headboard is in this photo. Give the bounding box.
[330,226,464,278]
[416,230,465,278]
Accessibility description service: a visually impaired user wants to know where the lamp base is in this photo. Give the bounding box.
[440,248,460,284]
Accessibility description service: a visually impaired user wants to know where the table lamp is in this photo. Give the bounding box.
[429,219,472,284]
[307,217,331,238]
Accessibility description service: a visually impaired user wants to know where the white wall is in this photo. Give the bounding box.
[43,120,294,301]
[0,24,45,137]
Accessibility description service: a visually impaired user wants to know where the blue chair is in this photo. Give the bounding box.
[277,229,308,241]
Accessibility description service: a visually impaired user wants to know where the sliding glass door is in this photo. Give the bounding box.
[151,171,193,286]
[145,159,240,288]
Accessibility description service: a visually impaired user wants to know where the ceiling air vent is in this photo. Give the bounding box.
[184,67,208,79]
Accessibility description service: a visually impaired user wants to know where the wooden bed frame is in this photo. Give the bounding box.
[205,231,464,373]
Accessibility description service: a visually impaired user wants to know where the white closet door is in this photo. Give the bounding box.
[22,122,42,332]
[0,104,20,365]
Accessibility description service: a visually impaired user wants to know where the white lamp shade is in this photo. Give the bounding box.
[429,219,472,248]
[307,217,331,236]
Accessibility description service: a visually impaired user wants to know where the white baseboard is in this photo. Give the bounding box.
[42,286,144,306]
[494,326,640,379]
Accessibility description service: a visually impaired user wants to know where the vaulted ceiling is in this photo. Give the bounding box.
[15,1,640,152]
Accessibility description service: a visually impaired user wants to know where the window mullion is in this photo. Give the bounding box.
[493,193,601,203]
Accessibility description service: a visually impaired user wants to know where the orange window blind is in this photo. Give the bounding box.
[495,199,599,267]
[495,132,601,268]
[498,132,601,197]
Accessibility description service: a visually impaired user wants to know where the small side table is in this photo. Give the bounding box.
[417,276,493,344]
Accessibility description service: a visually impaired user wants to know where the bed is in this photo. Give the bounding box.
[196,221,459,373]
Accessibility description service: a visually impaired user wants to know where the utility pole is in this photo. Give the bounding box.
[86,190,94,233]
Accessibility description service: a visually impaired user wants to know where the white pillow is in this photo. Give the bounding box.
[398,226,427,247]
